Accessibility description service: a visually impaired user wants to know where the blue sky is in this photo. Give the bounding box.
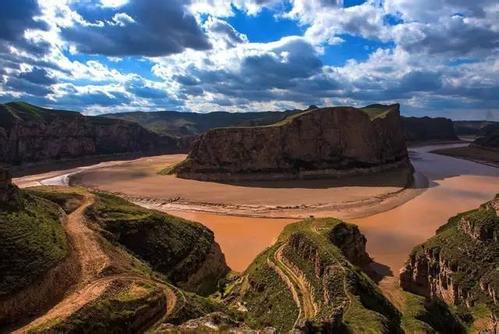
[0,0,498,120]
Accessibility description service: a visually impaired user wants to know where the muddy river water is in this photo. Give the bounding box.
[14,144,499,277]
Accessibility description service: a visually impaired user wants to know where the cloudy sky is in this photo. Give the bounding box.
[0,0,498,119]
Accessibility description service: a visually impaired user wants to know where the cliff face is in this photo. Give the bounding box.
[174,104,410,181]
[401,116,458,142]
[231,218,400,333]
[86,192,229,296]
[400,195,498,315]
[0,102,180,166]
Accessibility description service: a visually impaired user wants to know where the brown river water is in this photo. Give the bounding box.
[14,143,499,276]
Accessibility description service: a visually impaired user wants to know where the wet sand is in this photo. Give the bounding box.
[69,154,421,219]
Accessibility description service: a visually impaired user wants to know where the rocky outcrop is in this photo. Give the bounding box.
[474,124,499,149]
[173,104,410,181]
[232,218,400,333]
[328,222,371,266]
[86,192,229,296]
[0,102,181,166]
[400,195,498,315]
[401,116,458,142]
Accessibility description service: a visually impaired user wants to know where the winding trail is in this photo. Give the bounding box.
[12,193,180,333]
[268,243,318,327]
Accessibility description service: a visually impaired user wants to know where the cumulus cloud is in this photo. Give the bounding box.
[0,0,497,118]
[61,0,211,57]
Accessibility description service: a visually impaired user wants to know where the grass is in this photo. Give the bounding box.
[86,191,228,295]
[232,218,401,332]
[0,191,68,298]
[400,291,465,333]
[27,186,86,214]
[406,200,498,328]
[237,246,299,332]
[361,106,392,120]
[29,280,165,333]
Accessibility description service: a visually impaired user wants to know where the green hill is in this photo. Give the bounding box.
[226,218,401,333]
[401,195,499,332]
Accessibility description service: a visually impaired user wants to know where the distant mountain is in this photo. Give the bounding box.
[0,102,181,166]
[474,123,499,149]
[401,116,458,142]
[105,107,459,144]
[453,120,499,136]
[102,109,298,138]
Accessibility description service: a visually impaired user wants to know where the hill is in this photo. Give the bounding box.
[474,123,499,149]
[224,218,400,332]
[401,116,458,142]
[0,102,181,167]
[105,106,460,144]
[400,195,499,332]
[170,104,411,181]
[453,120,499,136]
[102,109,297,138]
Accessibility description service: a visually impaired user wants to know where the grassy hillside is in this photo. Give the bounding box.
[102,109,299,137]
[30,280,165,333]
[228,218,401,333]
[0,190,68,298]
[86,192,229,295]
[401,196,498,332]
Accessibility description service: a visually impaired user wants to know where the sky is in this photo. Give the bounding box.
[0,0,498,120]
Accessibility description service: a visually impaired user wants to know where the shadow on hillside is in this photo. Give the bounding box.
[363,261,394,284]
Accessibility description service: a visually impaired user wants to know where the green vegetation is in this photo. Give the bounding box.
[102,109,294,137]
[405,197,498,331]
[30,280,165,333]
[361,104,393,120]
[231,218,401,333]
[0,191,68,297]
[237,247,299,332]
[86,192,228,295]
[400,291,465,333]
[27,186,86,214]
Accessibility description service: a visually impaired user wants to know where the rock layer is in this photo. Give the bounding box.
[400,195,498,315]
[0,102,180,166]
[173,104,410,181]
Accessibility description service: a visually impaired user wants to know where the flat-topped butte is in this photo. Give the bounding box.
[170,104,411,181]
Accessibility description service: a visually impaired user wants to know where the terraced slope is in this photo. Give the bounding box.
[85,192,229,295]
[401,195,499,333]
[228,218,401,332]
[0,184,75,327]
[3,187,231,333]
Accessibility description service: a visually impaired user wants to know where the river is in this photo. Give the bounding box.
[13,143,498,276]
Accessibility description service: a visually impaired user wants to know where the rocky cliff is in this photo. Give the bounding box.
[86,191,230,296]
[228,218,400,333]
[400,195,498,321]
[0,102,180,166]
[401,116,458,142]
[173,104,410,181]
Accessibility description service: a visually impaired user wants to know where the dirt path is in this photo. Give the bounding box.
[13,195,113,333]
[13,194,180,333]
[268,243,318,327]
